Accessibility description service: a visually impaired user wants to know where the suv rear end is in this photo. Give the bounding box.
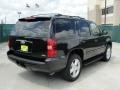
[7,15,66,73]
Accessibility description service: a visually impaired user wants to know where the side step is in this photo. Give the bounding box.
[83,54,103,66]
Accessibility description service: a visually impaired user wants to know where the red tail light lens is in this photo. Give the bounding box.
[47,39,57,58]
[8,37,12,48]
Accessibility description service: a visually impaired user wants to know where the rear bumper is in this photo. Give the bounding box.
[7,51,66,73]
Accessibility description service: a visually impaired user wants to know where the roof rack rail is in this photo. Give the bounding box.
[31,13,62,17]
[69,16,80,19]
[80,18,85,19]
[29,13,85,20]
[55,14,84,19]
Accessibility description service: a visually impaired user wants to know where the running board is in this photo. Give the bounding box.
[83,55,103,66]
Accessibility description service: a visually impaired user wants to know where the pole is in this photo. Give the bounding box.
[5,17,6,24]
[18,12,21,19]
[104,0,107,24]
[0,20,3,42]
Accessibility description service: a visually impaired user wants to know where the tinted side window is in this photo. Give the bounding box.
[78,20,90,37]
[54,18,75,39]
[90,23,100,36]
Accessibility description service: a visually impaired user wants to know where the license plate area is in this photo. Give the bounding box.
[15,40,33,53]
[20,42,32,53]
[21,45,28,52]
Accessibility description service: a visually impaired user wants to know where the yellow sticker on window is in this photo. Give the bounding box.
[21,45,28,52]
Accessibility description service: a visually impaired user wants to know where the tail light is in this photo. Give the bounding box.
[47,39,57,58]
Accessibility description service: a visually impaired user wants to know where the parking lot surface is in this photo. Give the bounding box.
[0,42,120,90]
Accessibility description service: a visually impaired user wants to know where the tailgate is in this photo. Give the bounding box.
[9,36,48,60]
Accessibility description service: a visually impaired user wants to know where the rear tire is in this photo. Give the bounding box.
[102,45,112,62]
[62,54,82,81]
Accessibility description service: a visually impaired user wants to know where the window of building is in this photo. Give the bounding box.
[102,6,113,15]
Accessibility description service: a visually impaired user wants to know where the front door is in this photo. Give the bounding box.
[89,22,106,57]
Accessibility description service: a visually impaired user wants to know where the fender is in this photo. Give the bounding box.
[66,47,84,62]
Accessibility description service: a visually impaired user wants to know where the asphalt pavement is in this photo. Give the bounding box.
[0,42,120,90]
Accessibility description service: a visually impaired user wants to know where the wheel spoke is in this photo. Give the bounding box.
[73,70,77,77]
[70,66,74,73]
[74,59,78,65]
[70,58,81,78]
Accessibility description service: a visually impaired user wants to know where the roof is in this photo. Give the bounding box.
[21,13,85,20]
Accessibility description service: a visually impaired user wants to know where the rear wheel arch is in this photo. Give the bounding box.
[67,49,84,62]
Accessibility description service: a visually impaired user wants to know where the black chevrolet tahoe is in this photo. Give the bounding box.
[7,14,112,81]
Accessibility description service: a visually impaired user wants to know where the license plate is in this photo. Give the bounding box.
[21,45,28,52]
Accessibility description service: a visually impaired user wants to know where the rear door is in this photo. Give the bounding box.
[76,20,98,60]
[53,18,79,57]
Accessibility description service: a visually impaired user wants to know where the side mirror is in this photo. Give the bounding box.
[102,30,108,35]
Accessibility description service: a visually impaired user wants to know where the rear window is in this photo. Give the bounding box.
[11,17,51,37]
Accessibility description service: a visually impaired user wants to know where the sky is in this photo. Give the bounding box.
[0,0,88,24]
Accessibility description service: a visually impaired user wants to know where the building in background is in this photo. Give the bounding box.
[88,0,120,25]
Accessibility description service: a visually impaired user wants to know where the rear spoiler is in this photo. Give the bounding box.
[19,17,51,22]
